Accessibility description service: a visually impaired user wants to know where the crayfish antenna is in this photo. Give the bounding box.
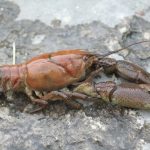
[96,40,150,58]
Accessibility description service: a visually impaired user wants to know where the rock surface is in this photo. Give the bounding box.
[0,0,150,150]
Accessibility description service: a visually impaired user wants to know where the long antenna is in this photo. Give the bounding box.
[101,40,150,57]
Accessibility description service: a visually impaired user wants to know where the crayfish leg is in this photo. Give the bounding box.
[25,89,88,110]
[72,68,103,86]
[84,67,103,83]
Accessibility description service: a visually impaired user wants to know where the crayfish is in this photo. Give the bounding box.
[0,41,149,112]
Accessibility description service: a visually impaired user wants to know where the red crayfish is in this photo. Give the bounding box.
[0,41,150,111]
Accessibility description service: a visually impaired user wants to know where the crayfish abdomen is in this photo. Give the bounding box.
[0,64,27,92]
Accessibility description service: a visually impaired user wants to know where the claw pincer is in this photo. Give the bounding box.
[98,58,150,84]
[74,81,150,109]
[96,82,150,109]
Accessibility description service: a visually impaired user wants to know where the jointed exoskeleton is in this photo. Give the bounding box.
[0,41,149,111]
[74,71,150,110]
